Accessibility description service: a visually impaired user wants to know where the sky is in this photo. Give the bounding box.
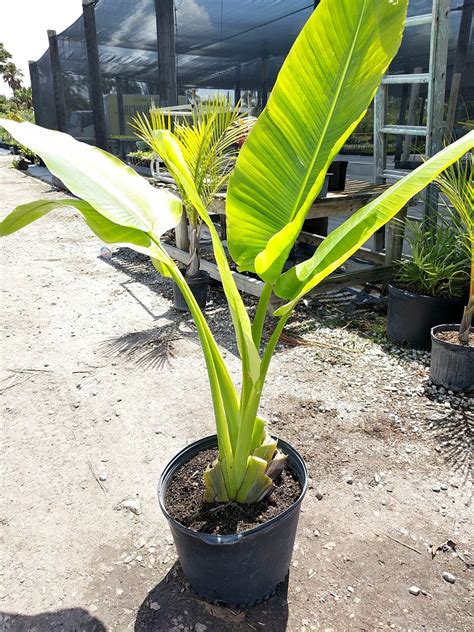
[0,0,83,96]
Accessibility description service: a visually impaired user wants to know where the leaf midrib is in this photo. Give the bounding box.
[285,0,368,223]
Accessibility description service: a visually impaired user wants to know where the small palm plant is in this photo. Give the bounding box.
[436,154,474,343]
[132,97,254,278]
[1,0,473,503]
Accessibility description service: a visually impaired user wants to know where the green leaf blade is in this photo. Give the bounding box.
[0,119,182,236]
[274,132,474,313]
[227,0,408,282]
[151,129,261,383]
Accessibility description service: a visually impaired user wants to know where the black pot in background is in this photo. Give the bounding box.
[430,325,474,392]
[158,435,308,606]
[316,174,330,199]
[173,271,210,311]
[387,284,466,350]
[15,158,29,171]
[328,160,348,192]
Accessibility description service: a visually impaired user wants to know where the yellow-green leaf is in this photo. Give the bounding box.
[151,129,261,383]
[0,198,172,264]
[275,132,474,313]
[227,0,408,282]
[0,119,182,236]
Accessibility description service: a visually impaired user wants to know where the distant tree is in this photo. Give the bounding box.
[0,94,9,114]
[1,43,24,91]
[0,42,12,69]
[12,86,32,109]
[2,61,23,91]
[0,43,34,123]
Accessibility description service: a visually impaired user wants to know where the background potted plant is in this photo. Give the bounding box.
[133,97,253,311]
[387,216,469,349]
[430,155,473,391]
[1,0,473,606]
[126,147,157,173]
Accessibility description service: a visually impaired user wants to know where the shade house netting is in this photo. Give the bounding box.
[31,0,473,141]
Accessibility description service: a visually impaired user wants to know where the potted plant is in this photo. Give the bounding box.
[387,217,469,349]
[126,148,156,172]
[430,155,473,391]
[132,97,254,311]
[1,0,473,606]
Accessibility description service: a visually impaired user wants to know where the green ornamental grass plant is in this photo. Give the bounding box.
[435,155,474,343]
[394,217,470,300]
[1,0,474,503]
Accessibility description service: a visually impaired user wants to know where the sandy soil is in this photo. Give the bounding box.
[0,155,472,631]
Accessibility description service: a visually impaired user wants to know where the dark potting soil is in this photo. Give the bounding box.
[165,448,301,535]
[435,330,474,347]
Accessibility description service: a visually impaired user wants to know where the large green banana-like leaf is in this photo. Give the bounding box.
[274,131,474,314]
[151,129,261,383]
[226,0,408,282]
[0,198,171,263]
[0,119,182,235]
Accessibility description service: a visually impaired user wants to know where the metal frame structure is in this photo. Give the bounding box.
[374,0,451,220]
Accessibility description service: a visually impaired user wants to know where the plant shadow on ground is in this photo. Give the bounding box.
[100,247,248,361]
[101,248,394,363]
[0,608,106,631]
[422,404,474,489]
[98,321,183,370]
[288,285,389,344]
[135,561,289,632]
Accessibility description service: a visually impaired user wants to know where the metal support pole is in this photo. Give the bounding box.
[374,85,388,183]
[234,64,241,105]
[425,0,451,223]
[374,85,388,252]
[47,30,67,132]
[426,0,451,157]
[261,56,269,109]
[154,0,178,107]
[446,0,474,135]
[28,61,43,127]
[83,0,108,150]
[115,76,126,159]
[116,77,126,136]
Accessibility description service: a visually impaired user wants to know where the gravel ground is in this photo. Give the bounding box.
[0,155,473,631]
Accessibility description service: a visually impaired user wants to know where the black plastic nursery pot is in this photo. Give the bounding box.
[314,174,331,199]
[387,284,466,350]
[430,325,474,393]
[158,435,308,606]
[328,160,348,191]
[173,271,210,311]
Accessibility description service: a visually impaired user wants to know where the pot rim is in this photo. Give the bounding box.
[179,269,210,283]
[158,434,308,545]
[388,283,465,304]
[431,324,474,350]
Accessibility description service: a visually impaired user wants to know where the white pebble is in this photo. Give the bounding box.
[442,571,456,584]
